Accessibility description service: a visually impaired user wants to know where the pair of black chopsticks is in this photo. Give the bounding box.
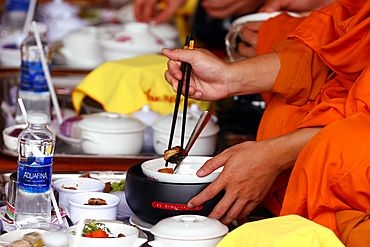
[166,31,195,167]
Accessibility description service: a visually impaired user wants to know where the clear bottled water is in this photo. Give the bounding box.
[14,113,55,229]
[15,22,52,124]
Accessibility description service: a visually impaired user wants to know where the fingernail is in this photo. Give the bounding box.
[187,203,193,208]
[197,168,205,176]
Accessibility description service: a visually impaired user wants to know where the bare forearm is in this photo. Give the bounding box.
[227,52,281,96]
[265,127,322,172]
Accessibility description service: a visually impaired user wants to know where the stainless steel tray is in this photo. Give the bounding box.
[0,74,160,160]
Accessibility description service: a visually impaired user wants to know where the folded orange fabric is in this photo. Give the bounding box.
[336,210,370,247]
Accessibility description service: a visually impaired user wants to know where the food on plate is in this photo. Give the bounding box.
[78,173,126,193]
[103,182,112,193]
[81,221,125,238]
[104,180,126,193]
[9,128,24,137]
[157,168,174,174]
[164,146,188,164]
[10,240,32,247]
[61,185,77,190]
[79,173,98,179]
[10,232,44,247]
[85,198,107,205]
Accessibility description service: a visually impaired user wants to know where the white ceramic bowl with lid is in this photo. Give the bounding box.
[149,215,228,247]
[151,111,220,156]
[78,112,146,155]
[98,21,178,61]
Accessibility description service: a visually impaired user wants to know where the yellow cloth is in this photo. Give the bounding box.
[216,215,345,247]
[72,54,210,115]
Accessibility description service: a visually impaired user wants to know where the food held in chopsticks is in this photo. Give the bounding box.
[164,146,188,162]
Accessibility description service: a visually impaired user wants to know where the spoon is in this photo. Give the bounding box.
[171,111,211,174]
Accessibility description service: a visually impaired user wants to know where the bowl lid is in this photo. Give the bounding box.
[78,112,146,133]
[150,215,228,240]
[151,111,220,137]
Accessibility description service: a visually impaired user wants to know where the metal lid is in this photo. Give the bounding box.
[151,111,220,137]
[150,215,228,240]
[78,112,146,134]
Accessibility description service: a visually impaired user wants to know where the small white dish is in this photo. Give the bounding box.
[141,156,222,183]
[53,178,106,211]
[68,192,120,224]
[2,124,27,151]
[0,229,46,245]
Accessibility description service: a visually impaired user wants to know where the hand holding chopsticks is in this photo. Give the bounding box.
[165,32,195,167]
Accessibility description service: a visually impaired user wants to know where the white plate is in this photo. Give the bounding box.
[0,229,46,244]
[231,11,301,27]
[141,156,222,184]
[129,215,153,232]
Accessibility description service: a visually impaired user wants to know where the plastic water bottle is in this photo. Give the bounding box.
[14,113,55,229]
[15,22,52,124]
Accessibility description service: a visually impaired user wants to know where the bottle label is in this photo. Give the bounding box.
[17,157,52,193]
[20,61,50,93]
[6,0,30,11]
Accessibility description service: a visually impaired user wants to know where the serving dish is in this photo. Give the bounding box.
[67,220,147,247]
[98,21,178,61]
[0,229,46,246]
[149,215,228,247]
[68,192,120,224]
[125,163,225,225]
[2,124,27,152]
[78,112,146,155]
[141,156,222,183]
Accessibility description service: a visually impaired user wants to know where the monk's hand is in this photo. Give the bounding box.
[237,21,263,58]
[162,47,231,101]
[201,0,263,19]
[134,0,186,24]
[187,139,282,225]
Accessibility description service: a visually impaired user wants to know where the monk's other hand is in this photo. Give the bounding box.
[162,47,231,101]
[201,0,264,19]
[258,0,335,13]
[134,0,186,24]
[237,21,262,58]
[187,140,282,225]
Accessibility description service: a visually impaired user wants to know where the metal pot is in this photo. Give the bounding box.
[78,112,146,155]
[148,215,228,247]
[125,163,225,225]
[151,111,220,156]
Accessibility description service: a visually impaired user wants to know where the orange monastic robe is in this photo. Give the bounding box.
[255,0,370,240]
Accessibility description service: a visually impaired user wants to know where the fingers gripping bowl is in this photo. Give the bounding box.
[125,158,225,225]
